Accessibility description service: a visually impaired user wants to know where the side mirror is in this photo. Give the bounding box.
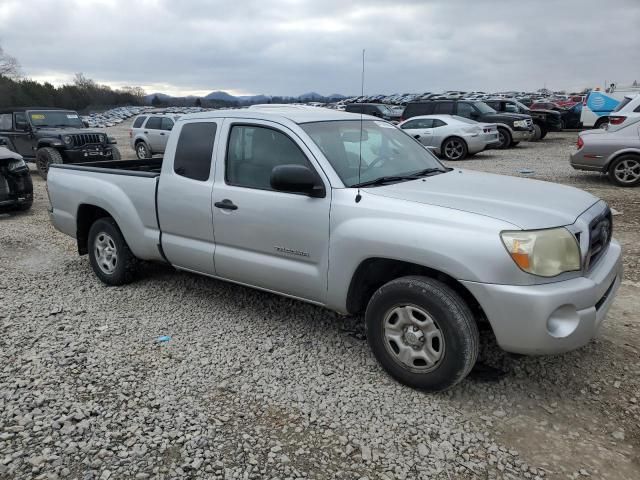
[270,164,325,198]
[15,120,30,131]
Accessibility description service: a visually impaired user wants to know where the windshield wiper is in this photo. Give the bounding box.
[351,175,414,188]
[351,169,447,188]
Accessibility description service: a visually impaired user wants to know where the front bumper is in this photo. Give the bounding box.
[64,146,117,163]
[512,128,535,142]
[462,239,623,355]
[0,169,33,210]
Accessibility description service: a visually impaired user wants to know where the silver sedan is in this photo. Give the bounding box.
[398,115,499,160]
[570,117,640,187]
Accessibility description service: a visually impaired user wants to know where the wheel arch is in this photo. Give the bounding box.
[76,204,115,255]
[345,257,488,327]
[603,149,640,172]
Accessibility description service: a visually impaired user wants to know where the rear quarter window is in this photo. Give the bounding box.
[404,103,434,119]
[174,122,217,181]
[133,116,147,128]
[0,114,12,130]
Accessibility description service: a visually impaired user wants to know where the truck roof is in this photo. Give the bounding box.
[179,106,372,124]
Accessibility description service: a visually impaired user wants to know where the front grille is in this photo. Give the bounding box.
[587,207,612,270]
[70,133,103,146]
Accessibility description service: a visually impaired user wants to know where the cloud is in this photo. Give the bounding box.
[1,0,639,96]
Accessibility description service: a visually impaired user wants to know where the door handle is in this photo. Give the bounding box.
[160,132,165,136]
[144,131,148,134]
[215,199,238,210]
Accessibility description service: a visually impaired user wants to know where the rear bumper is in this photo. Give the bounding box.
[462,239,623,355]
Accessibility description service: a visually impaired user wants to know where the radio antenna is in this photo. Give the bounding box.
[355,48,365,203]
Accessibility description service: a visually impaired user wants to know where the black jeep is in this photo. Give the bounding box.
[484,98,563,141]
[0,107,121,180]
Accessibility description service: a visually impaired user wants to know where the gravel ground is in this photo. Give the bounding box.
[1,121,639,480]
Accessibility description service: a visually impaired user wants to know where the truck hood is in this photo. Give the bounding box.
[35,127,102,136]
[366,169,599,229]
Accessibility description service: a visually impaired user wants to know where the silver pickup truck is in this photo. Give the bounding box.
[47,107,623,391]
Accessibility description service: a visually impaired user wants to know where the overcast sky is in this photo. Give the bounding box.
[1,0,639,97]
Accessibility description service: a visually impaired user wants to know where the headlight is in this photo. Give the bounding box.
[63,135,73,145]
[8,158,26,171]
[501,228,581,277]
[513,120,528,128]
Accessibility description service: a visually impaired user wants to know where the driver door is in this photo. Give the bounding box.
[12,113,34,158]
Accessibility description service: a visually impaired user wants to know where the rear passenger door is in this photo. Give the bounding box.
[143,117,164,153]
[157,120,220,274]
[158,117,175,153]
[212,119,331,303]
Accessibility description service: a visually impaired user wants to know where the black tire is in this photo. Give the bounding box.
[135,141,151,160]
[539,126,548,139]
[365,276,479,391]
[110,146,122,160]
[496,128,512,149]
[608,155,640,187]
[532,124,542,141]
[35,147,63,180]
[441,137,468,161]
[594,118,609,129]
[511,141,520,146]
[88,217,138,285]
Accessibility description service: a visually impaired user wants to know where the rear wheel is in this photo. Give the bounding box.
[497,128,512,149]
[608,155,640,187]
[365,276,479,391]
[441,137,468,161]
[135,142,151,160]
[88,218,138,285]
[35,147,63,180]
[595,118,609,129]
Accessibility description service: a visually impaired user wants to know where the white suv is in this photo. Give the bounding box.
[129,114,180,159]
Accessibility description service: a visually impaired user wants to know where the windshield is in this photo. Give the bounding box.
[473,102,496,114]
[301,120,445,187]
[515,101,530,112]
[28,110,84,128]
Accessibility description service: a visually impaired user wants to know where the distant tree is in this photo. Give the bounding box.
[0,45,21,79]
[151,95,162,107]
[194,97,202,107]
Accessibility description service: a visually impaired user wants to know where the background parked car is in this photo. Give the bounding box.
[345,103,400,122]
[0,138,33,212]
[570,116,640,187]
[402,99,534,149]
[398,115,499,160]
[485,98,562,140]
[129,114,180,159]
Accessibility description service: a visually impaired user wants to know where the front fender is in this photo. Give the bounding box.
[325,190,529,312]
[37,137,65,149]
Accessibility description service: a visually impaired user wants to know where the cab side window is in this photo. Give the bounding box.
[456,103,474,118]
[226,125,310,191]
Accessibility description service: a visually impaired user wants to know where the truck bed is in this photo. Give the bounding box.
[51,158,163,177]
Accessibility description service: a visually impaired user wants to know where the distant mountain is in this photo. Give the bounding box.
[204,90,239,102]
[144,90,350,106]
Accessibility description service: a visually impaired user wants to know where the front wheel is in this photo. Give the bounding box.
[35,147,63,180]
[365,276,479,391]
[88,218,138,285]
[110,146,121,160]
[496,128,512,149]
[532,124,542,141]
[608,155,640,187]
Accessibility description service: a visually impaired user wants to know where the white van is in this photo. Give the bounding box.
[581,84,640,128]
